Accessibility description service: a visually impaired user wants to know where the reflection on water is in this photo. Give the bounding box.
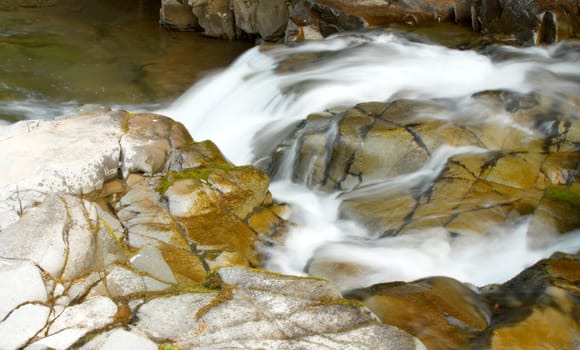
[0,0,252,123]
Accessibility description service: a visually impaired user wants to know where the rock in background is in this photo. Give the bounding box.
[160,0,579,45]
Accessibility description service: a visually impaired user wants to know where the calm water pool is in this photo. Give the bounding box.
[0,0,252,123]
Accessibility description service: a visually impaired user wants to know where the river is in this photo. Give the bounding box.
[161,31,580,290]
[2,1,579,292]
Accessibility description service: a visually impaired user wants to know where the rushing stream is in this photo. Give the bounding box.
[2,1,579,291]
[161,31,580,290]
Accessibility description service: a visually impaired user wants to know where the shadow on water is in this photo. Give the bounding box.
[0,0,253,124]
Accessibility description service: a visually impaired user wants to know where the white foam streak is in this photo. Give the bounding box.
[265,181,367,276]
[161,32,575,165]
[311,221,580,290]
[159,32,580,289]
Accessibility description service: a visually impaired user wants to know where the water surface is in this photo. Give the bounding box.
[0,0,252,123]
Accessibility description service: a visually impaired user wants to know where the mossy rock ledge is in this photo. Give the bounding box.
[0,110,422,349]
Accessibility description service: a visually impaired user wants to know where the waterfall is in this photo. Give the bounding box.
[160,31,580,290]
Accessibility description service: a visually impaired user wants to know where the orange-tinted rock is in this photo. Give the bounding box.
[346,276,491,350]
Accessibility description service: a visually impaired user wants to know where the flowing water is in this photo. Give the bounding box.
[2,3,579,291]
[162,31,580,290]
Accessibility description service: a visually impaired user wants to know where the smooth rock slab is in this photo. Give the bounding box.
[0,259,47,320]
[79,328,158,350]
[0,112,124,216]
[135,267,421,349]
[31,297,118,350]
[0,304,51,350]
[0,194,67,276]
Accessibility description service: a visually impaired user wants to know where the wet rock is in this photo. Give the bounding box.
[160,0,200,31]
[476,0,579,45]
[474,252,580,349]
[312,2,367,37]
[346,276,491,350]
[191,0,238,39]
[346,253,580,349]
[268,93,579,238]
[314,0,457,27]
[232,0,290,41]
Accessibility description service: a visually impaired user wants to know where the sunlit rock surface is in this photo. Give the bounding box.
[162,0,579,44]
[0,110,421,349]
[135,266,420,349]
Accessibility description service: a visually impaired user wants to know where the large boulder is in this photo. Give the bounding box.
[475,252,580,349]
[0,110,424,349]
[476,0,579,44]
[160,0,200,31]
[0,110,293,348]
[233,0,290,41]
[191,0,239,39]
[346,252,580,350]
[267,91,579,289]
[133,266,422,349]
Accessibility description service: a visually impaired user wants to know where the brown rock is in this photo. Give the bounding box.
[346,276,491,350]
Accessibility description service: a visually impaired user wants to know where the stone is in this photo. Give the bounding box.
[0,110,292,348]
[60,196,98,280]
[0,195,68,276]
[473,252,580,349]
[0,304,51,350]
[346,276,491,350]
[0,112,124,216]
[160,0,200,31]
[232,0,259,34]
[135,266,421,349]
[130,245,178,284]
[135,293,218,341]
[32,297,118,349]
[313,0,456,27]
[191,0,238,39]
[476,0,579,44]
[78,328,158,350]
[256,0,289,40]
[120,113,178,177]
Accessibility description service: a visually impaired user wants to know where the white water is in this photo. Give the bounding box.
[161,31,580,289]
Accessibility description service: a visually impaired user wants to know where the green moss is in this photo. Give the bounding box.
[156,162,255,194]
[545,186,580,208]
[159,343,183,350]
[315,297,367,308]
[157,168,213,194]
[121,111,133,133]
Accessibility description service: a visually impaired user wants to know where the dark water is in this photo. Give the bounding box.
[0,0,252,123]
